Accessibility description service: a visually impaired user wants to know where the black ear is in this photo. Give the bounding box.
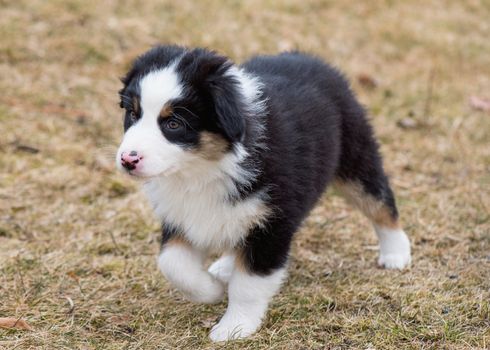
[118,68,136,108]
[207,73,246,143]
[178,49,246,143]
[177,48,228,83]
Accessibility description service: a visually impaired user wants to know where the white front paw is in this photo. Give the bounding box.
[209,315,260,342]
[208,255,235,284]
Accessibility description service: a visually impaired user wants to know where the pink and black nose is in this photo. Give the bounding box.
[120,151,142,171]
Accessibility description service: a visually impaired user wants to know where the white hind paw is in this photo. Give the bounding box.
[375,227,411,270]
[378,252,411,269]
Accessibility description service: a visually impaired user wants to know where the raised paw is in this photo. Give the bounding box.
[183,274,225,304]
[208,254,235,284]
[157,244,225,304]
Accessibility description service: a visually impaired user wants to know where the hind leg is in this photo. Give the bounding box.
[335,179,411,269]
[335,107,411,268]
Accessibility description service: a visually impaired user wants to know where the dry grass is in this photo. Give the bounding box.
[1,0,489,349]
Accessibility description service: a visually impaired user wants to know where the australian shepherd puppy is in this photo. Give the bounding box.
[116,45,411,341]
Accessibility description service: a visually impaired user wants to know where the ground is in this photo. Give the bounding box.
[0,0,489,349]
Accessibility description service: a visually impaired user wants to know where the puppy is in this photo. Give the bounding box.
[116,45,411,341]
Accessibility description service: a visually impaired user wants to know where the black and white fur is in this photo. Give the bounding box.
[116,45,411,341]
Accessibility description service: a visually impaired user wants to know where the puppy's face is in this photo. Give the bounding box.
[116,46,246,178]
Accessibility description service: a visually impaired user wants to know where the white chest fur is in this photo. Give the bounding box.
[143,172,269,252]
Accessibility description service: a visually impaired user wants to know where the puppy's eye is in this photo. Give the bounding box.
[166,119,182,130]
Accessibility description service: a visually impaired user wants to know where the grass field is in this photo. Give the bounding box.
[1,0,489,349]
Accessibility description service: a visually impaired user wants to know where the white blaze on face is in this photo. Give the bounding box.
[116,63,188,177]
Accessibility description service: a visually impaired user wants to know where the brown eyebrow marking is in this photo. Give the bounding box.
[159,103,173,118]
[132,96,140,113]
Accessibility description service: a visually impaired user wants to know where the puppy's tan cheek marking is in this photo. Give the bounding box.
[194,131,229,161]
[334,180,400,229]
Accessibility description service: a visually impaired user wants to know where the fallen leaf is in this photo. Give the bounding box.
[470,96,490,112]
[357,73,378,90]
[66,270,80,282]
[0,317,33,331]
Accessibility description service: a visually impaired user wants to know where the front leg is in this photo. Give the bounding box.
[209,266,287,341]
[209,223,291,341]
[157,237,224,304]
